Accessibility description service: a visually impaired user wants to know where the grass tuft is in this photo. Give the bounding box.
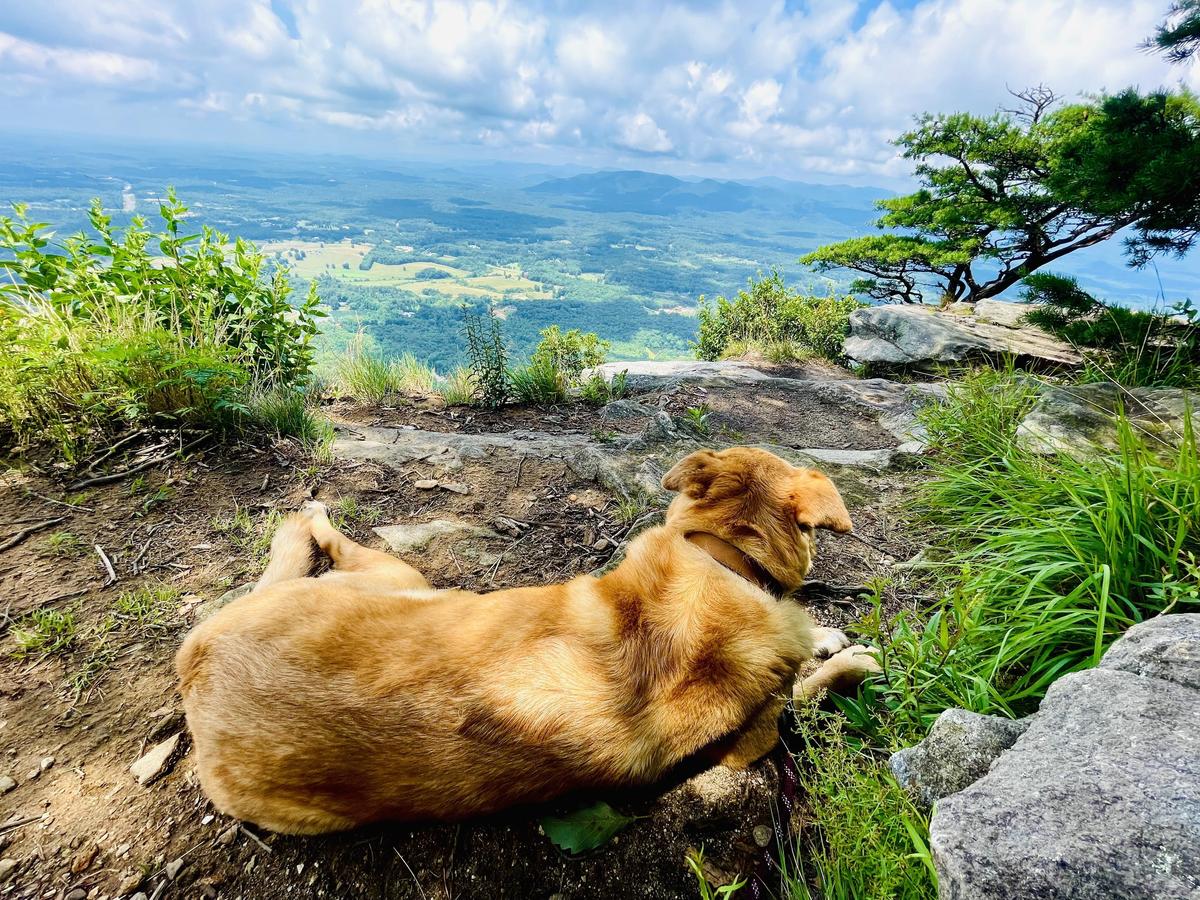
[11,608,77,657]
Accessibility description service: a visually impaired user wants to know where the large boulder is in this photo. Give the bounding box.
[930,615,1200,899]
[843,304,1081,370]
[1016,382,1198,456]
[889,709,1029,810]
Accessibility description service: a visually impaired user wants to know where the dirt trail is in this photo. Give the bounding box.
[0,361,933,899]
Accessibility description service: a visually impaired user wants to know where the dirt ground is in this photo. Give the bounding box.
[0,386,930,900]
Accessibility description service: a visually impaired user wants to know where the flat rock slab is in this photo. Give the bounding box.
[931,667,1200,900]
[1100,614,1200,691]
[1017,383,1198,456]
[844,304,1081,370]
[373,520,500,555]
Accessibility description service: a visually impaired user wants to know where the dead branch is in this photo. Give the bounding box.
[0,517,67,554]
[67,435,209,490]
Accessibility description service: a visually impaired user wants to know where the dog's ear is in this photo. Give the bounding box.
[662,449,723,498]
[791,470,853,533]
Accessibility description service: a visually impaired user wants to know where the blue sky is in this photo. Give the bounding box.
[1,0,1196,185]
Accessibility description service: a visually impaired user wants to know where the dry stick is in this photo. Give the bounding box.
[83,428,148,474]
[147,880,168,900]
[0,815,43,836]
[23,490,94,512]
[394,848,429,900]
[94,545,117,585]
[239,824,273,854]
[67,435,209,491]
[0,517,67,554]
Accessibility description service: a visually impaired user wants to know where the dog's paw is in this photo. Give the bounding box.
[811,626,852,659]
[827,644,883,678]
[300,500,329,519]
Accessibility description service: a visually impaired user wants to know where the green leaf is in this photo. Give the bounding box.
[541,801,635,854]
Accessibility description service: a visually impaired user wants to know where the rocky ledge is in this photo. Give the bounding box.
[892,614,1200,900]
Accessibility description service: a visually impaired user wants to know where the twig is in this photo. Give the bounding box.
[239,825,273,853]
[394,848,429,900]
[94,545,117,585]
[83,429,148,474]
[0,815,42,836]
[24,489,94,512]
[67,435,209,490]
[488,533,529,584]
[515,455,526,487]
[0,517,66,554]
[148,879,168,900]
[799,581,872,600]
[839,530,890,556]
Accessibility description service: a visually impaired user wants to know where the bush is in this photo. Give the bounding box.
[695,271,860,363]
[0,192,325,462]
[1022,273,1200,387]
[509,326,613,405]
[335,334,436,402]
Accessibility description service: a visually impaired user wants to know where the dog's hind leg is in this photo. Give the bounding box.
[303,501,431,591]
[254,511,321,590]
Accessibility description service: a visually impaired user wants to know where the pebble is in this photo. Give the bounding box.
[129,733,182,785]
[414,479,439,489]
[164,857,185,880]
[39,756,55,772]
[593,538,611,551]
[752,824,773,847]
[70,843,99,873]
[0,776,14,794]
[439,482,470,495]
[216,824,238,846]
[0,859,15,882]
[129,894,149,900]
[65,890,87,900]
[116,872,143,895]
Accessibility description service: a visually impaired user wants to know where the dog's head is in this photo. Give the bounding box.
[660,447,852,593]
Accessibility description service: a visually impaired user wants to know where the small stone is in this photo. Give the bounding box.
[129,733,182,785]
[414,479,439,489]
[116,871,143,895]
[201,814,214,825]
[439,482,470,495]
[0,775,14,794]
[164,857,185,880]
[66,890,87,900]
[592,538,611,551]
[752,825,773,847]
[0,859,15,882]
[128,894,149,900]
[215,824,238,846]
[39,756,54,772]
[26,767,39,781]
[70,843,99,873]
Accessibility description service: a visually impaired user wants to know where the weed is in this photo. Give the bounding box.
[463,311,509,407]
[111,585,181,637]
[614,493,651,525]
[683,404,712,434]
[686,847,746,899]
[11,608,77,656]
[213,506,283,567]
[509,356,566,404]
[332,496,384,529]
[247,384,335,457]
[42,531,86,558]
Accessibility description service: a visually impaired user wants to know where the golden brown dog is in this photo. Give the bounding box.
[177,447,879,834]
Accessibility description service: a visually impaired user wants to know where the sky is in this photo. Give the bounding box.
[1,0,1197,186]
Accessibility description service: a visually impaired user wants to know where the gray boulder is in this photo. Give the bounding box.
[1100,614,1200,691]
[1017,382,1198,456]
[889,709,1029,809]
[931,666,1200,899]
[843,304,1081,370]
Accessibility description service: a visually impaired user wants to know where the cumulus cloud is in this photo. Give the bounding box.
[1,0,1196,181]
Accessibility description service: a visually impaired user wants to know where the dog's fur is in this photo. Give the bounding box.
[177,447,878,834]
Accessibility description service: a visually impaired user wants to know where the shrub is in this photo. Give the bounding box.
[509,326,614,405]
[695,271,860,363]
[1022,273,1200,387]
[508,356,565,404]
[437,367,476,406]
[0,192,325,462]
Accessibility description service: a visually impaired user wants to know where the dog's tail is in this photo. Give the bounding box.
[255,511,322,591]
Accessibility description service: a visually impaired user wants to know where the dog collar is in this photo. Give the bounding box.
[685,531,786,598]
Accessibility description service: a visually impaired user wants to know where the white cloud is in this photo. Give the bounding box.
[1,0,1196,181]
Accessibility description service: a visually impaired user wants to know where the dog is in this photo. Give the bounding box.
[176,447,880,834]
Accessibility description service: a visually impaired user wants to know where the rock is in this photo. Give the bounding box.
[0,775,14,794]
[216,824,238,846]
[931,667,1200,899]
[594,360,773,391]
[374,520,499,555]
[66,890,87,900]
[752,825,772,848]
[947,298,1043,328]
[0,859,15,882]
[164,857,185,880]
[194,582,253,622]
[843,304,1081,370]
[125,892,147,900]
[889,708,1030,809]
[1016,382,1198,456]
[600,398,656,420]
[129,733,182,785]
[116,871,143,896]
[414,479,439,489]
[438,481,471,495]
[1100,613,1200,691]
[39,755,54,772]
[70,843,99,873]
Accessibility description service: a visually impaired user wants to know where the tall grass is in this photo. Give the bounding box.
[334,334,436,402]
